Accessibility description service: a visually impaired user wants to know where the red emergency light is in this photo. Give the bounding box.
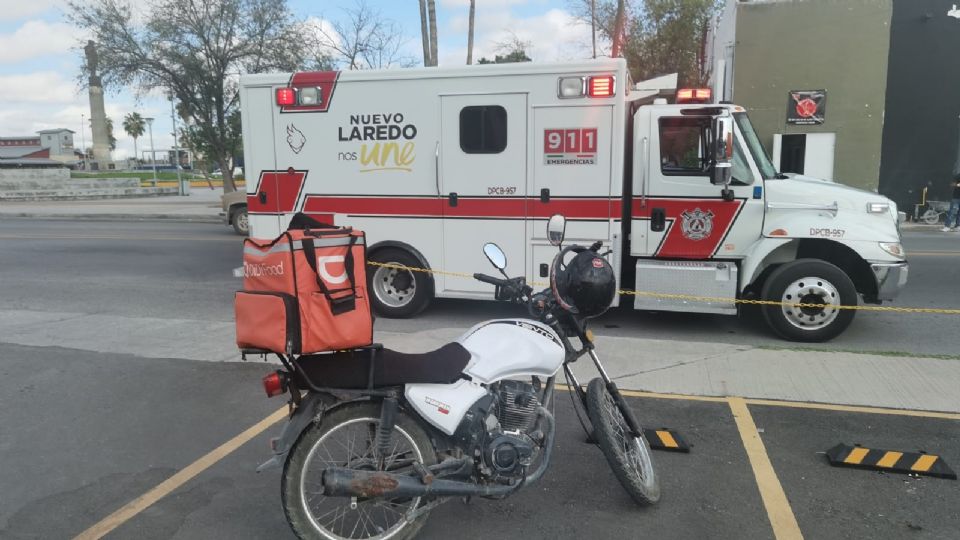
[587,75,615,98]
[676,88,712,104]
[276,87,296,107]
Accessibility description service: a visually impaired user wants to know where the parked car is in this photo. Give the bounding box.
[221,190,248,235]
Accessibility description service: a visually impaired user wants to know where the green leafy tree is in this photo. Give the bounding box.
[122,112,145,164]
[478,33,533,64]
[68,0,306,193]
[572,0,721,86]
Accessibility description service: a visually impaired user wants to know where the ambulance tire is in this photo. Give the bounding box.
[367,248,432,318]
[760,259,857,343]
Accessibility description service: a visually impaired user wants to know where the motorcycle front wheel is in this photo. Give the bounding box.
[281,402,438,540]
[585,377,660,505]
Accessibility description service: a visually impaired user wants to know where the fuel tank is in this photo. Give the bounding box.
[457,319,565,384]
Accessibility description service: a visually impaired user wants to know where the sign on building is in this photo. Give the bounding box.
[786,90,827,125]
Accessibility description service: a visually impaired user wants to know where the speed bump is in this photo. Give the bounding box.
[643,428,690,453]
[825,443,956,479]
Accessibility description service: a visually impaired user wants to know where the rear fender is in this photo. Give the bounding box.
[256,392,338,473]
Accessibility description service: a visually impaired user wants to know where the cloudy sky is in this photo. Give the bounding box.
[0,0,598,162]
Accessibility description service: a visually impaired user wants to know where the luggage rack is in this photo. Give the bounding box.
[241,346,399,398]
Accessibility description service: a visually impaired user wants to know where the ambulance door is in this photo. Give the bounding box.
[640,112,764,260]
[439,94,527,295]
[241,84,280,238]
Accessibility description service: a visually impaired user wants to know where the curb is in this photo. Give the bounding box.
[0,213,223,224]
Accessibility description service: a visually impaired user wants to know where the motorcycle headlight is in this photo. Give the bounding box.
[879,242,904,258]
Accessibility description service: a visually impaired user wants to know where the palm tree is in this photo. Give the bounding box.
[122,112,145,166]
[427,0,438,66]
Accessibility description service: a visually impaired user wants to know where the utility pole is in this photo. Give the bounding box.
[591,0,597,59]
[170,94,183,195]
[145,117,157,184]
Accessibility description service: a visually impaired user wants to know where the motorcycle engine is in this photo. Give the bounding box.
[453,380,542,481]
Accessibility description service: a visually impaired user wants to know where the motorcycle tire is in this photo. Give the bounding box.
[282,402,438,540]
[585,377,661,506]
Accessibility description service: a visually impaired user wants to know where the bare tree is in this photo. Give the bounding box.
[467,0,476,64]
[313,0,414,70]
[419,0,432,66]
[427,0,438,66]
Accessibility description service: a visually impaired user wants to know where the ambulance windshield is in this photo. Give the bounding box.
[734,112,778,180]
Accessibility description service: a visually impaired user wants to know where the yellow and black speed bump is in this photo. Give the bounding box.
[825,443,956,480]
[643,428,690,453]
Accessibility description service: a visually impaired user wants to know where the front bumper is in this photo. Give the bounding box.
[871,262,908,301]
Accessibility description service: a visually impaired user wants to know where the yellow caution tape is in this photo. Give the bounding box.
[368,261,960,315]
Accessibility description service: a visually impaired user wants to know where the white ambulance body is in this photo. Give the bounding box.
[239,58,907,342]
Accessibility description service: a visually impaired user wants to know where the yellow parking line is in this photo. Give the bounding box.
[73,406,287,540]
[908,251,960,257]
[728,397,803,540]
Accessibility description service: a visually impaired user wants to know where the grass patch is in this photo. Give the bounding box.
[756,345,960,361]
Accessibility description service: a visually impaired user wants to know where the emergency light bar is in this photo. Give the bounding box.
[275,86,323,107]
[557,75,616,98]
[676,88,712,104]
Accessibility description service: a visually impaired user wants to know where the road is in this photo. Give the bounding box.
[0,219,957,356]
[1,220,959,540]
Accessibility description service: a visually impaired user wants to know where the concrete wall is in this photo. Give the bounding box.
[0,168,70,182]
[733,0,893,191]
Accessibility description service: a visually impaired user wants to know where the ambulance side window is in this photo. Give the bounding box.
[460,106,507,154]
[658,117,710,176]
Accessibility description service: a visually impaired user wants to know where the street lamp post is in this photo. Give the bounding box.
[169,93,184,195]
[80,114,86,170]
[144,117,157,184]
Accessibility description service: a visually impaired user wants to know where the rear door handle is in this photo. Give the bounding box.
[651,207,666,232]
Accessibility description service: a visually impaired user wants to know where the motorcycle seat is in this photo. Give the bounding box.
[294,342,472,389]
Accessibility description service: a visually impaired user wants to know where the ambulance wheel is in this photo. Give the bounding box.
[760,259,857,343]
[368,248,431,318]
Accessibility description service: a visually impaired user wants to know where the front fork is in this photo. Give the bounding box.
[571,348,643,439]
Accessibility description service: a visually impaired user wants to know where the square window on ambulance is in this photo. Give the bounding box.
[459,105,507,154]
[658,117,711,176]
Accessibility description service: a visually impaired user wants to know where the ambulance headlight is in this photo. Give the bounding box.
[298,87,321,106]
[879,242,904,258]
[558,77,585,98]
[866,202,890,214]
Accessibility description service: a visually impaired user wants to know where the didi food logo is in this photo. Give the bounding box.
[338,113,416,173]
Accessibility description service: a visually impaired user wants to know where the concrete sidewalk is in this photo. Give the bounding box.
[0,187,224,222]
[1,308,956,413]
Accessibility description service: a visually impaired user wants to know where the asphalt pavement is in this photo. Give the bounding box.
[2,219,960,539]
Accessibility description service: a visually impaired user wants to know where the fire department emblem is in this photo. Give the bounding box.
[680,208,715,241]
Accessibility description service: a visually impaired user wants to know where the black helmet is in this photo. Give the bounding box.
[551,249,616,318]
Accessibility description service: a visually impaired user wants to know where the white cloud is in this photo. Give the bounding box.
[0,20,83,63]
[439,0,545,7]
[0,71,79,104]
[0,0,60,22]
[440,8,592,65]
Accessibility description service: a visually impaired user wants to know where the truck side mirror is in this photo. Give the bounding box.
[710,115,734,186]
[547,214,566,246]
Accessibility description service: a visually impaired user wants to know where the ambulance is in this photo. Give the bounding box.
[237,58,907,342]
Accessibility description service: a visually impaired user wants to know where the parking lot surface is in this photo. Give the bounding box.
[2,342,958,540]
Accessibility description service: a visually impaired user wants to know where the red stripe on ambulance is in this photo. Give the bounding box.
[632,198,745,259]
[248,170,307,214]
[302,195,620,220]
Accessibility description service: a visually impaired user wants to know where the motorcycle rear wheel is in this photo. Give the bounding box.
[585,377,660,505]
[282,402,438,540]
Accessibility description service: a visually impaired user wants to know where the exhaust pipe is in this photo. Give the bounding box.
[324,407,555,499]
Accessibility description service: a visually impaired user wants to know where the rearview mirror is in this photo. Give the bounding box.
[483,243,507,270]
[710,114,734,186]
[547,214,566,246]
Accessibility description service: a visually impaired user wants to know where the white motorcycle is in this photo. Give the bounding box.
[255,215,659,540]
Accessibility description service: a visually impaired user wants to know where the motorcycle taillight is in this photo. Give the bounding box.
[262,371,287,398]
